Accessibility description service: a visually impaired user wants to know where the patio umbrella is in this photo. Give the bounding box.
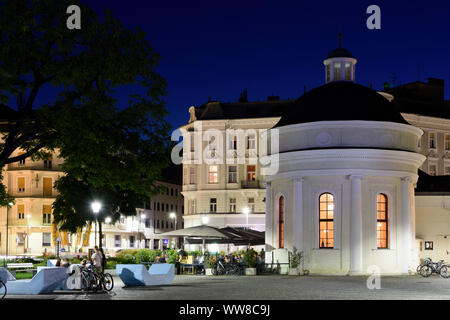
[159,225,232,253]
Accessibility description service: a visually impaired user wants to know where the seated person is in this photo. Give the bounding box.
[62,258,71,268]
[159,254,167,263]
[55,257,62,267]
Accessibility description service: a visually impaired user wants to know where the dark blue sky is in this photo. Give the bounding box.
[87,0,450,131]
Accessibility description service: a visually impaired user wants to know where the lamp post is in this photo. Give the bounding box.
[4,202,13,266]
[26,214,31,254]
[91,201,102,249]
[169,212,177,248]
[243,207,250,230]
[139,213,146,249]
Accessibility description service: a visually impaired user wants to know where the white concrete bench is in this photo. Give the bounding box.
[116,264,174,287]
[6,267,68,295]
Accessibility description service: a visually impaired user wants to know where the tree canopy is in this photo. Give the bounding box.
[0,0,171,229]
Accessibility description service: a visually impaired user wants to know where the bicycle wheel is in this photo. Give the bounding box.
[440,265,450,279]
[419,265,433,277]
[103,273,114,291]
[92,274,101,292]
[0,280,6,300]
[81,273,90,291]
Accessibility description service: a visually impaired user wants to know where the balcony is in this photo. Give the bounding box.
[240,180,265,189]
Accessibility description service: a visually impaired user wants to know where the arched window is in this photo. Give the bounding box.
[377,194,388,249]
[278,196,285,248]
[319,193,334,248]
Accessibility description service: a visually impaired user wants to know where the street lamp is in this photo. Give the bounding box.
[4,202,13,267]
[169,212,177,248]
[139,213,146,249]
[243,206,250,230]
[91,201,102,248]
[26,214,31,254]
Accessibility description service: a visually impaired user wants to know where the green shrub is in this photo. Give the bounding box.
[189,250,202,258]
[243,249,257,268]
[204,256,217,268]
[289,247,303,269]
[134,249,156,263]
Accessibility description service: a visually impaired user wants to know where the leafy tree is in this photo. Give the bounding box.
[0,1,171,226]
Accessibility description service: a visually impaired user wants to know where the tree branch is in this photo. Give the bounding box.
[3,142,47,165]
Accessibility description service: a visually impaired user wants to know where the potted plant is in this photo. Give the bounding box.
[288,247,303,275]
[243,249,257,275]
[204,256,216,275]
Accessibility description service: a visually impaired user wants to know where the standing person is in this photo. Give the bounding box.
[99,248,107,273]
[55,257,62,267]
[91,246,103,274]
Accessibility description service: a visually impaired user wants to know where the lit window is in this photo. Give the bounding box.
[42,205,52,225]
[18,177,25,192]
[445,167,450,176]
[208,165,218,184]
[345,63,351,80]
[377,194,388,249]
[445,134,450,150]
[18,204,25,220]
[429,132,436,149]
[333,63,341,81]
[247,165,256,181]
[319,193,334,249]
[228,166,237,183]
[43,177,52,197]
[278,196,285,248]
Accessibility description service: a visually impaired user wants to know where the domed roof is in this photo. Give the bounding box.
[274,82,409,128]
[325,47,355,59]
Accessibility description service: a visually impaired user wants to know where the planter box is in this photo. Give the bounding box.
[205,268,214,276]
[245,268,257,276]
[288,268,299,276]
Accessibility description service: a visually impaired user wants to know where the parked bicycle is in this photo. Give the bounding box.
[96,270,114,291]
[212,258,244,276]
[419,259,450,278]
[80,265,100,292]
[81,265,114,292]
[416,257,432,273]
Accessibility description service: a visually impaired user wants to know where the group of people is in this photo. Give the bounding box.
[54,245,106,274]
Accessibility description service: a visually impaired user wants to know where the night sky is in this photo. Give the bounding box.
[83,1,450,131]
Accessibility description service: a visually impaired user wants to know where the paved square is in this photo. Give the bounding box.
[4,274,450,300]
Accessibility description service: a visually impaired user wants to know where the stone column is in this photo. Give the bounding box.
[401,177,413,274]
[292,177,304,251]
[265,182,272,250]
[349,175,364,275]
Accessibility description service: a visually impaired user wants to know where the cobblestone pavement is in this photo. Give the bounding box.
[4,274,450,300]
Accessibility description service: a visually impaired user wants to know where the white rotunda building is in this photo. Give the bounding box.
[264,44,426,275]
